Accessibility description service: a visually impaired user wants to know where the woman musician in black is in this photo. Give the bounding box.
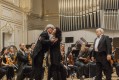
[0,47,14,80]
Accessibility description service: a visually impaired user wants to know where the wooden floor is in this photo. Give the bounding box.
[66,72,119,80]
[2,70,119,80]
[43,71,119,80]
[44,71,119,80]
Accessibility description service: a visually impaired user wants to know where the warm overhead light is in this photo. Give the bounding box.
[45,19,49,21]
[46,15,49,16]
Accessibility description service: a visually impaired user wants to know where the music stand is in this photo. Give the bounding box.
[72,49,80,61]
[115,48,119,61]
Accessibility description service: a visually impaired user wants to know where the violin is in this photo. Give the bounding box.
[6,56,14,66]
[5,55,18,69]
[28,52,32,65]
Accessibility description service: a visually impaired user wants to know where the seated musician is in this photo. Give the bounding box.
[60,44,67,80]
[8,46,16,60]
[84,44,96,78]
[16,43,32,80]
[0,54,7,79]
[30,43,35,58]
[113,47,119,77]
[66,46,79,78]
[8,46,18,69]
[75,44,93,79]
[60,44,66,64]
[1,47,14,80]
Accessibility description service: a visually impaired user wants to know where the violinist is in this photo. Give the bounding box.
[113,47,119,77]
[60,44,67,80]
[0,54,7,79]
[66,46,80,78]
[67,43,81,65]
[67,47,75,65]
[27,43,35,66]
[8,46,15,60]
[60,44,66,64]
[1,47,14,80]
[30,43,35,58]
[8,46,18,67]
[74,44,92,79]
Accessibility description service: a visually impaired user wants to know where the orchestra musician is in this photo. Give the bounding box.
[16,43,31,80]
[113,47,119,77]
[8,46,16,61]
[67,47,75,65]
[8,46,18,68]
[0,54,7,79]
[0,47,14,80]
[30,43,35,58]
[75,44,92,80]
[60,44,67,80]
[60,44,66,64]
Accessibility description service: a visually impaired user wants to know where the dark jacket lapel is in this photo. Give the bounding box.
[93,38,97,49]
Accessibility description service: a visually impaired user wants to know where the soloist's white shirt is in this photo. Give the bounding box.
[95,35,102,51]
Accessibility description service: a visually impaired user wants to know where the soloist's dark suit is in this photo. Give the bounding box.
[32,31,51,80]
[93,35,112,80]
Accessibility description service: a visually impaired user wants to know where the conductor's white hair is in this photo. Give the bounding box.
[45,24,55,30]
[96,28,104,34]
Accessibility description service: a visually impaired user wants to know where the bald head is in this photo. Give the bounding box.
[96,28,104,37]
[19,43,25,50]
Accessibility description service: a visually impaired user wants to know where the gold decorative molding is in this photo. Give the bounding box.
[0,22,14,34]
[0,16,23,25]
[19,0,32,13]
[0,4,24,25]
[0,0,24,12]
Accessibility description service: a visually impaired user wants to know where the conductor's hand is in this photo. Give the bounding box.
[107,54,111,61]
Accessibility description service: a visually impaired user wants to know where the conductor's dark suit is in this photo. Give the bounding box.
[32,31,51,80]
[93,35,112,80]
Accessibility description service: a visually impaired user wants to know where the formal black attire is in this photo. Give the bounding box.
[113,49,119,77]
[32,31,52,80]
[1,54,14,80]
[47,37,62,80]
[16,49,29,80]
[0,57,7,79]
[60,53,67,80]
[93,35,112,80]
